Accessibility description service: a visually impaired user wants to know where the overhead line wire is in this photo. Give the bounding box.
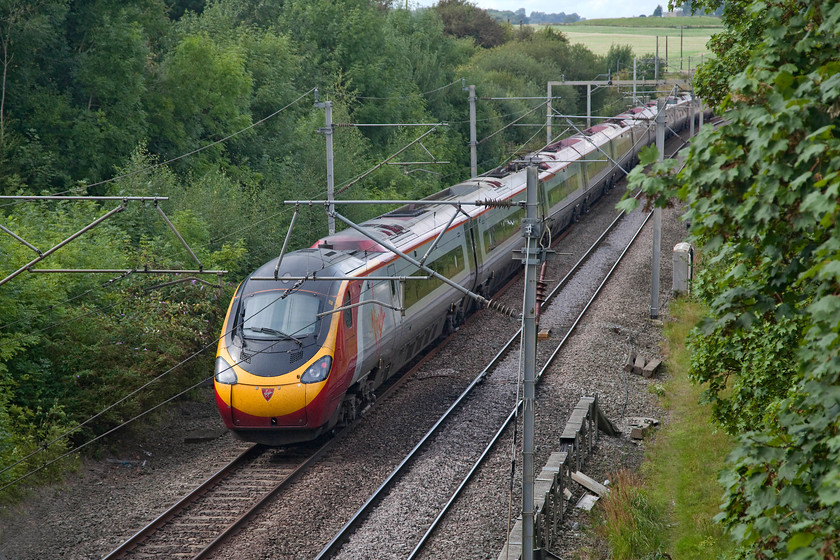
[478,100,549,145]
[0,270,135,333]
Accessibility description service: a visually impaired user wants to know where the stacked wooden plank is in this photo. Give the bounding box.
[497,396,618,560]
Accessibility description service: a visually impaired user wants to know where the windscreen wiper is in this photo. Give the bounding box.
[242,327,303,346]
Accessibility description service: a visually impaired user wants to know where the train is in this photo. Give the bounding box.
[214,92,698,445]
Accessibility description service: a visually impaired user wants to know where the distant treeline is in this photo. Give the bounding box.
[486,8,581,24]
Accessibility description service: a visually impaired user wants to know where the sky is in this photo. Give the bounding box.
[411,0,668,20]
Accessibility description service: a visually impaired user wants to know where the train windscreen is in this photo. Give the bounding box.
[241,291,322,338]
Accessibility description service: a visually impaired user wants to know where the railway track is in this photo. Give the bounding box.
[101,442,324,559]
[312,188,653,559]
[104,123,705,560]
[103,315,458,560]
[307,122,711,560]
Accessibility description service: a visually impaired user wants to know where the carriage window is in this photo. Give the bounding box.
[403,245,466,308]
[483,206,525,253]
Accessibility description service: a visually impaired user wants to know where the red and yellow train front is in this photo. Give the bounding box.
[213,275,356,446]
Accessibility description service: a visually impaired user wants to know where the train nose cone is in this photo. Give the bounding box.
[230,382,308,427]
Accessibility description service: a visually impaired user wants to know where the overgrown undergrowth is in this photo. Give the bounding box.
[592,298,734,559]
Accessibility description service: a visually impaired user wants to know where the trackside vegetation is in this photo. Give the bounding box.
[0,0,647,497]
[622,0,840,557]
[590,299,734,559]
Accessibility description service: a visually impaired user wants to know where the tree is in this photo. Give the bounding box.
[605,44,633,77]
[0,0,68,174]
[624,0,840,556]
[689,0,762,109]
[653,4,663,17]
[433,0,504,48]
[148,33,253,168]
[0,1,68,143]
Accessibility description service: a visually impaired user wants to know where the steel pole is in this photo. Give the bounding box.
[655,36,660,81]
[699,99,704,128]
[651,100,665,319]
[690,92,696,137]
[469,85,477,177]
[325,101,335,235]
[546,82,552,145]
[633,57,637,103]
[522,165,539,560]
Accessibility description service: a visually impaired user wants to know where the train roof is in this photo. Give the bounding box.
[249,248,368,285]
[306,92,695,275]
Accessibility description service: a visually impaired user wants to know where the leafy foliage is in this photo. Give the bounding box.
[433,0,505,48]
[627,0,840,556]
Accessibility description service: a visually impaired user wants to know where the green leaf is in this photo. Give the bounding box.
[787,532,816,552]
[789,545,821,560]
[638,144,659,166]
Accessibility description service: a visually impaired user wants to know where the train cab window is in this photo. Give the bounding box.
[241,291,321,338]
[343,291,353,328]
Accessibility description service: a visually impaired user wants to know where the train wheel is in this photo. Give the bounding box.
[337,395,359,427]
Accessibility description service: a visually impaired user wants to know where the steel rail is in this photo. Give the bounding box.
[191,441,333,559]
[407,207,654,559]
[314,190,639,559]
[102,444,264,559]
[101,286,476,560]
[190,326,462,559]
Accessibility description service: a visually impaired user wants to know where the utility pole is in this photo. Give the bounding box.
[521,165,541,560]
[680,26,684,71]
[655,36,660,81]
[633,57,637,103]
[651,99,665,319]
[468,84,477,177]
[315,90,335,235]
[546,82,553,145]
[586,83,591,129]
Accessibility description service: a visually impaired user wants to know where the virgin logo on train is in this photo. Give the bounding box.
[261,388,274,401]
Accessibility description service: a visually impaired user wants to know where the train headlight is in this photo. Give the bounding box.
[300,356,332,384]
[215,356,237,385]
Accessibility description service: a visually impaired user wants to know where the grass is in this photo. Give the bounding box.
[596,470,666,559]
[538,18,719,64]
[569,16,723,29]
[592,297,735,559]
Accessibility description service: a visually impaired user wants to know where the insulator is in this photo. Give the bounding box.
[476,198,515,209]
[536,280,548,302]
[486,299,516,317]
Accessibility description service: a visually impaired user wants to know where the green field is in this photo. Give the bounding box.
[571,16,722,28]
[544,17,721,70]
